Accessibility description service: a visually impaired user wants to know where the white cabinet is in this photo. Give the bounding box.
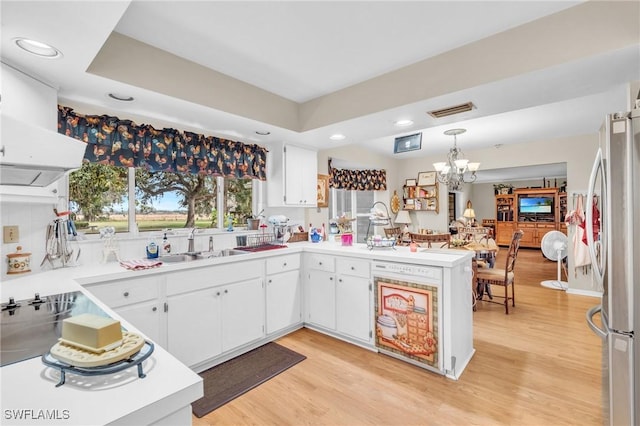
[167,286,221,366]
[114,301,165,347]
[336,258,372,344]
[85,275,166,347]
[165,260,264,368]
[221,278,264,351]
[304,254,336,330]
[266,254,302,334]
[267,142,318,207]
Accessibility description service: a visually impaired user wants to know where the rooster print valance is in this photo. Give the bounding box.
[329,159,386,191]
[57,106,267,180]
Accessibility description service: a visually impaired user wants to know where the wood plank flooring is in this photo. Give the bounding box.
[193,248,603,425]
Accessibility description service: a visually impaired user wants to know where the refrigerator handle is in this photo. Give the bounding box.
[586,148,605,286]
[586,304,607,340]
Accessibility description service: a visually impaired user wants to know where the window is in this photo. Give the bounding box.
[68,163,253,234]
[330,188,374,243]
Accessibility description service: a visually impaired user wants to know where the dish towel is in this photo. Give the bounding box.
[120,259,163,270]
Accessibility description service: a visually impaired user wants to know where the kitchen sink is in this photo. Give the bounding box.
[160,249,248,263]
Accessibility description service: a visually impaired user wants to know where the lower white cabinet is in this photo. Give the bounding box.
[335,258,372,343]
[220,277,264,351]
[167,286,222,367]
[336,275,371,343]
[266,270,302,334]
[113,300,166,347]
[304,255,373,345]
[85,275,166,347]
[266,254,302,334]
[166,261,265,368]
[305,269,336,330]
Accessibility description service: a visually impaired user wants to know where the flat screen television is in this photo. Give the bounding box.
[518,196,554,216]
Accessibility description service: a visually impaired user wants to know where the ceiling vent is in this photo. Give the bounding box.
[427,102,475,119]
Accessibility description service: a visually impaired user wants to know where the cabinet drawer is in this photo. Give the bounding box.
[305,253,335,272]
[167,260,263,296]
[266,254,300,275]
[87,276,159,308]
[336,258,370,278]
[536,223,556,229]
[518,223,536,228]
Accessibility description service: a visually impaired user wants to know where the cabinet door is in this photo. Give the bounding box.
[519,225,536,247]
[305,270,336,330]
[266,270,301,334]
[221,278,264,352]
[167,287,222,367]
[115,300,165,347]
[336,275,371,343]
[284,145,317,206]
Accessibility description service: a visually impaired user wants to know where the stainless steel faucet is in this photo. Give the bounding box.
[187,228,196,253]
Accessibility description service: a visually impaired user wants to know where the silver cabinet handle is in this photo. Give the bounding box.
[338,278,343,282]
[319,261,322,265]
[216,291,221,296]
[283,262,287,267]
[268,279,272,283]
[586,305,607,340]
[329,277,333,281]
[224,289,228,294]
[351,266,355,270]
[123,291,129,297]
[152,306,157,312]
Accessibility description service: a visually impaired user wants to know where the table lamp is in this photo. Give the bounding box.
[395,210,412,240]
[463,200,476,226]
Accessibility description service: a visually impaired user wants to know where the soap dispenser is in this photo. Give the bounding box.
[162,232,171,254]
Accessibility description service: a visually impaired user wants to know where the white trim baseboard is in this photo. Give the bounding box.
[566,288,602,298]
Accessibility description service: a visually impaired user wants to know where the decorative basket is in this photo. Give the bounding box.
[288,232,309,243]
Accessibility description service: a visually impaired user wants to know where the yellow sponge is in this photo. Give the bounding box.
[60,313,123,353]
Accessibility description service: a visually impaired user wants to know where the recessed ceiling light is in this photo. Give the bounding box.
[255,131,271,136]
[108,93,135,102]
[329,134,345,141]
[13,37,62,58]
[394,119,414,127]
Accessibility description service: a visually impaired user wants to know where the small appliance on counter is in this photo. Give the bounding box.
[268,215,290,243]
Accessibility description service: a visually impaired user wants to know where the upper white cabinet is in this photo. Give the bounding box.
[267,142,318,207]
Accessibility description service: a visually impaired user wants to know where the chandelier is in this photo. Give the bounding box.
[432,128,480,191]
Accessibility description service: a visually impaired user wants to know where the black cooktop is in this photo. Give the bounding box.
[0,291,111,367]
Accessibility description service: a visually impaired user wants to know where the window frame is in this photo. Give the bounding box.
[68,166,259,237]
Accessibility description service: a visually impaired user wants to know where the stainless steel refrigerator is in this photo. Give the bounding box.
[586,109,639,426]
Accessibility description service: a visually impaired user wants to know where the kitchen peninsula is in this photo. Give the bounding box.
[1,242,473,425]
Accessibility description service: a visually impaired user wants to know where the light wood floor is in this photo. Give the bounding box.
[193,249,603,425]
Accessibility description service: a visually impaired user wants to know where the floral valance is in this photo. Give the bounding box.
[57,106,267,180]
[329,158,386,191]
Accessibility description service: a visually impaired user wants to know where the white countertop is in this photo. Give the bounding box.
[0,241,471,425]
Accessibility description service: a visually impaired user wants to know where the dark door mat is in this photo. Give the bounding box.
[192,342,306,418]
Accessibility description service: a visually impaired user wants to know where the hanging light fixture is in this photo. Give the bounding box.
[433,128,480,191]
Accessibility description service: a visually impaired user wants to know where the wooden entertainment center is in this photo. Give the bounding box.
[494,187,567,247]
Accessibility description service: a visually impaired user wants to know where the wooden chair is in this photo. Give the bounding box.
[475,229,524,314]
[409,232,451,248]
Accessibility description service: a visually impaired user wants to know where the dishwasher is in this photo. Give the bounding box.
[372,261,443,375]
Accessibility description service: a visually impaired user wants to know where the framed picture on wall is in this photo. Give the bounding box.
[317,174,329,207]
[417,171,436,186]
[406,178,417,187]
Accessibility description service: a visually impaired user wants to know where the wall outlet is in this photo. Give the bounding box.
[3,226,19,243]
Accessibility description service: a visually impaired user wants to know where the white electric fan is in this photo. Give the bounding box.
[540,230,569,290]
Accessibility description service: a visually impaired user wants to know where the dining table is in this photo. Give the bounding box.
[448,239,500,309]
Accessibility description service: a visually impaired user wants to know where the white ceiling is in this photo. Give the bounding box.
[1,1,638,181]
